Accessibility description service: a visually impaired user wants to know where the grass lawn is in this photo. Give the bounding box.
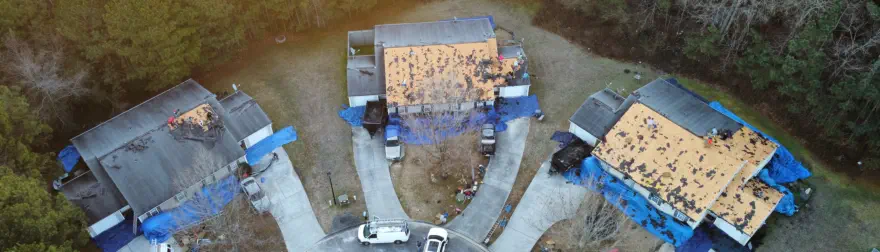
[674,76,880,251]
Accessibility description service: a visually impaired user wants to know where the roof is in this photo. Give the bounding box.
[634,79,741,136]
[220,91,272,141]
[98,100,245,216]
[711,175,784,236]
[383,38,520,106]
[70,79,214,212]
[592,103,748,220]
[60,172,126,224]
[347,56,385,96]
[569,89,635,138]
[374,19,495,48]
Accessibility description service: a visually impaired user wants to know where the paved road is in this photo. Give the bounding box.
[308,221,488,252]
[489,159,587,252]
[255,147,326,252]
[352,127,409,219]
[446,118,530,243]
[118,236,182,252]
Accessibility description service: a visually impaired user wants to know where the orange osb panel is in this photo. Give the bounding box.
[383,38,519,107]
[592,103,746,221]
[711,171,784,236]
[709,127,778,178]
[168,104,214,132]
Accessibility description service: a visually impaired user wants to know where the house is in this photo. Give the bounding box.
[58,79,272,237]
[345,18,530,112]
[571,78,784,245]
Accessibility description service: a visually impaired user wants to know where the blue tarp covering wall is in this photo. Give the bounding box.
[709,102,809,216]
[565,156,694,246]
[142,175,240,242]
[58,145,80,172]
[442,16,496,29]
[93,216,138,252]
[245,126,298,166]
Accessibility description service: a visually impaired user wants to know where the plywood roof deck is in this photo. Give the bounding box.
[711,172,784,236]
[169,104,215,132]
[592,103,747,220]
[383,38,520,106]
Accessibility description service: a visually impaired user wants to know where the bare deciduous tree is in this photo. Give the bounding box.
[2,32,89,126]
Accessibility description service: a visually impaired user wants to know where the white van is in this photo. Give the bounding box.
[357,219,410,245]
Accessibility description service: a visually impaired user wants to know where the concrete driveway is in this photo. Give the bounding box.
[446,118,530,243]
[309,221,488,252]
[255,147,326,252]
[488,159,587,252]
[352,127,409,219]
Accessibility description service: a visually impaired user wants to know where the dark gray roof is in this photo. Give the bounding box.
[70,79,214,212]
[347,55,385,96]
[374,19,495,48]
[570,89,634,138]
[61,172,126,224]
[98,98,245,216]
[220,91,272,141]
[633,78,741,135]
[499,45,525,58]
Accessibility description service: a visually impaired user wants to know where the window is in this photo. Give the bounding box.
[649,194,662,205]
[674,211,689,222]
[368,234,377,239]
[148,208,159,217]
[704,213,717,223]
[175,192,186,202]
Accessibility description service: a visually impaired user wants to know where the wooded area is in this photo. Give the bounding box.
[530,0,880,172]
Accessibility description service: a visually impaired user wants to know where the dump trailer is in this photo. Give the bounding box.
[363,100,388,137]
[550,138,592,174]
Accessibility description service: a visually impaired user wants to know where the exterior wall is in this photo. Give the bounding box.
[349,95,380,107]
[568,123,599,146]
[499,85,530,98]
[709,213,752,245]
[597,159,699,228]
[243,124,274,148]
[392,101,493,114]
[88,205,130,237]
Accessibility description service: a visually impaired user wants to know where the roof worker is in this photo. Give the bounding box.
[498,54,504,62]
[647,118,657,129]
[710,127,718,137]
[522,72,530,79]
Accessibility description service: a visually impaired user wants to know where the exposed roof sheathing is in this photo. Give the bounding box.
[383,38,520,106]
[711,174,784,236]
[592,103,747,220]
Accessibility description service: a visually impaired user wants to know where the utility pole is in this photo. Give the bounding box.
[327,171,337,205]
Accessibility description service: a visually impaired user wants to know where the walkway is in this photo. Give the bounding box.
[489,159,587,251]
[118,236,182,252]
[446,118,530,242]
[352,127,409,219]
[309,221,488,252]
[255,147,326,252]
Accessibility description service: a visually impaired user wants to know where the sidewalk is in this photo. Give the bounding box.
[351,127,409,219]
[256,147,325,252]
[489,159,587,252]
[446,118,530,242]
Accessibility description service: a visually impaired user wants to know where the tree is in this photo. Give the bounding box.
[0,0,48,38]
[0,166,88,251]
[2,33,90,126]
[0,85,54,179]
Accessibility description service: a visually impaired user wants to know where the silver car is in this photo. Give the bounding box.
[240,177,270,213]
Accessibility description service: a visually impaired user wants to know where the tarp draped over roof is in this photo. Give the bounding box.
[142,175,239,242]
[58,145,80,172]
[565,156,694,246]
[245,126,298,166]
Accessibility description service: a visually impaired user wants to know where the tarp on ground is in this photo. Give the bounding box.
[564,156,694,247]
[676,224,713,252]
[550,131,576,148]
[142,175,240,242]
[497,95,540,122]
[93,216,138,252]
[58,145,80,172]
[442,16,496,29]
[245,126,298,166]
[338,106,366,126]
[708,102,811,183]
[758,169,797,216]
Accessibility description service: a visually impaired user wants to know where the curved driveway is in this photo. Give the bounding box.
[446,118,530,242]
[308,221,488,252]
[352,127,409,219]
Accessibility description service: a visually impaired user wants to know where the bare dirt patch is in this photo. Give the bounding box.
[392,134,488,223]
[173,196,285,251]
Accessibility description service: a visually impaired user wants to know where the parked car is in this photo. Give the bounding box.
[385,123,404,161]
[240,177,270,213]
[479,124,496,156]
[423,228,449,252]
[358,219,410,245]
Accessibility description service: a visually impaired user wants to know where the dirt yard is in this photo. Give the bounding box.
[391,134,487,223]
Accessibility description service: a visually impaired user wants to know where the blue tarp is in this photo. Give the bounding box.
[565,157,694,246]
[442,16,496,29]
[142,175,240,242]
[245,126,298,166]
[676,225,713,252]
[758,169,797,216]
[93,216,138,252]
[58,145,80,172]
[497,95,540,122]
[550,131,576,148]
[338,106,366,127]
[708,102,811,183]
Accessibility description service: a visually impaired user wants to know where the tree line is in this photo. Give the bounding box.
[535,0,880,171]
